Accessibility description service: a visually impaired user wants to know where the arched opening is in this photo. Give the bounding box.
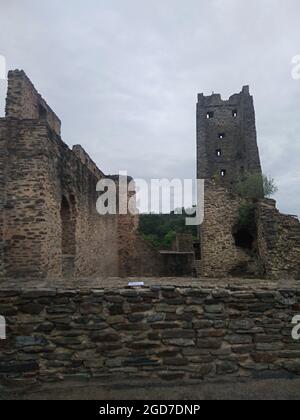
[233,228,254,250]
[60,195,76,277]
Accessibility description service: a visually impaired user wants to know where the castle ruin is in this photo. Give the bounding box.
[0,73,300,392]
[0,72,299,281]
[196,87,300,279]
[0,70,189,281]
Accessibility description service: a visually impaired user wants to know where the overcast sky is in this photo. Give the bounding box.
[0,0,299,215]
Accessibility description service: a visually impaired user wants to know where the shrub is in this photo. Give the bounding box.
[236,172,278,200]
[236,203,256,232]
[139,209,197,250]
[263,175,278,197]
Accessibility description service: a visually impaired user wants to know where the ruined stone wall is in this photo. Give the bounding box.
[200,182,258,278]
[118,211,164,277]
[0,283,299,387]
[113,178,165,278]
[131,236,165,277]
[257,200,300,280]
[0,71,120,280]
[40,127,120,279]
[0,118,120,279]
[72,145,105,179]
[117,211,192,278]
[200,183,300,280]
[197,86,262,190]
[173,234,194,253]
[0,119,53,278]
[0,69,180,280]
[160,252,195,277]
[0,120,8,278]
[5,70,61,136]
[196,86,300,280]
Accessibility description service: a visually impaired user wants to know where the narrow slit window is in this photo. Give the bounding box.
[216,149,222,157]
[232,110,238,118]
[207,111,214,119]
[221,169,226,177]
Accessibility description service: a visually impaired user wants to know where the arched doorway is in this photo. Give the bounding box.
[60,195,76,277]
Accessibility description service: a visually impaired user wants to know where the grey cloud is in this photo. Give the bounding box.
[0,0,299,214]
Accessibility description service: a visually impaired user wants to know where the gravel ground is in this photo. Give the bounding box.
[2,377,300,400]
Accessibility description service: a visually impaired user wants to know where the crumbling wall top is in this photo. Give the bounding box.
[72,145,105,179]
[5,69,61,136]
[197,85,251,107]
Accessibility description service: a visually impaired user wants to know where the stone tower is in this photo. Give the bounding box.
[196,86,262,189]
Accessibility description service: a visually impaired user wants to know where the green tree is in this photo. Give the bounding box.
[164,230,177,248]
[139,209,197,250]
[236,172,278,200]
[263,175,278,197]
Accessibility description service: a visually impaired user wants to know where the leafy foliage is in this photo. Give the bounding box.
[236,172,278,199]
[263,175,278,197]
[236,203,256,232]
[139,208,198,250]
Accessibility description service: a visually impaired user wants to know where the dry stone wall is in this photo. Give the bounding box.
[39,125,120,279]
[0,116,119,279]
[0,69,177,280]
[0,70,121,280]
[200,182,259,277]
[0,283,300,387]
[0,119,55,278]
[257,200,300,280]
[200,182,300,280]
[5,70,61,136]
[0,120,7,278]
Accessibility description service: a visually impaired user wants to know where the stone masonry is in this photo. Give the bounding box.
[0,72,299,281]
[0,70,168,280]
[197,86,262,190]
[200,181,261,278]
[196,87,300,280]
[0,71,119,279]
[257,199,300,280]
[199,181,300,279]
[0,76,299,394]
[0,282,300,387]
